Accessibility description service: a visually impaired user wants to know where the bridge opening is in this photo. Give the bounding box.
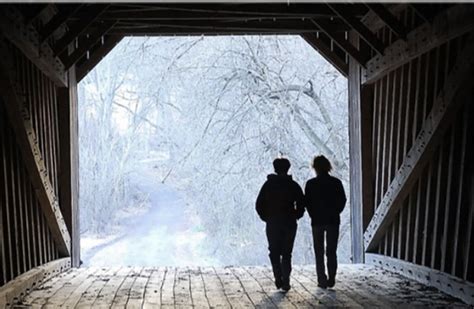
[77,35,351,267]
[1,3,474,307]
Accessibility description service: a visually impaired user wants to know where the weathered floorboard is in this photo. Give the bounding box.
[142,267,166,308]
[13,265,469,308]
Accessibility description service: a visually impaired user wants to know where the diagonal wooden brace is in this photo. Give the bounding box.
[0,37,71,256]
[364,33,474,252]
[364,4,474,84]
[300,33,348,77]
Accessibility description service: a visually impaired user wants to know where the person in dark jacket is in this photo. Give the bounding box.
[256,158,305,291]
[305,155,346,289]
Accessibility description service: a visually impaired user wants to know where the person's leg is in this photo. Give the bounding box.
[266,223,283,288]
[312,225,327,287]
[326,224,340,287]
[281,222,297,290]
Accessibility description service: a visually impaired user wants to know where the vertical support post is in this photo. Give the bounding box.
[349,31,373,263]
[58,66,80,267]
[361,85,374,231]
[348,31,364,263]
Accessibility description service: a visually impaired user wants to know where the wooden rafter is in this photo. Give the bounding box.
[76,35,123,82]
[409,4,435,24]
[0,39,71,256]
[366,253,474,305]
[52,4,109,57]
[39,4,83,43]
[310,18,369,67]
[365,3,407,40]
[61,21,116,70]
[74,19,349,35]
[0,6,66,86]
[109,18,346,29]
[23,4,51,25]
[101,3,368,18]
[100,10,338,21]
[327,4,385,56]
[108,28,309,36]
[300,33,348,77]
[364,4,474,83]
[364,33,474,252]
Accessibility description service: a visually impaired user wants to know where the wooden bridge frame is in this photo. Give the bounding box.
[1,3,473,306]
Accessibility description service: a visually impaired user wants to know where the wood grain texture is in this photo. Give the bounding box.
[0,258,70,308]
[364,4,474,84]
[11,265,469,308]
[0,40,71,256]
[0,5,67,86]
[364,33,474,252]
[366,253,474,305]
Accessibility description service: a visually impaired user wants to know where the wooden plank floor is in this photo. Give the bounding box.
[13,264,468,308]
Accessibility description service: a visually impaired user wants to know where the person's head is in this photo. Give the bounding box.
[273,158,291,175]
[312,155,332,175]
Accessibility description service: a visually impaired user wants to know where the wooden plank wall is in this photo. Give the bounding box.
[361,5,474,284]
[0,43,64,286]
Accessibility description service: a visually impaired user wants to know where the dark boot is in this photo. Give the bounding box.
[274,277,283,289]
[270,255,283,289]
[327,277,335,288]
[281,254,292,292]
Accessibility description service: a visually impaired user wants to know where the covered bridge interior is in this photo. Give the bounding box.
[0,2,473,308]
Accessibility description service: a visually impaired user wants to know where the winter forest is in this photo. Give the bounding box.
[78,35,350,267]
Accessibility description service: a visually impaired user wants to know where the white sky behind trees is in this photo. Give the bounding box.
[78,35,351,265]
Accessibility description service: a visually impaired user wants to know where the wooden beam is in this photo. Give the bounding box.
[0,40,71,256]
[409,4,435,25]
[39,4,83,43]
[364,4,474,84]
[87,18,350,34]
[349,31,374,263]
[61,21,116,70]
[348,32,363,263]
[366,253,474,305]
[0,6,66,87]
[58,65,81,267]
[23,4,52,25]
[365,3,407,40]
[364,34,474,252]
[100,10,338,20]
[109,28,314,36]
[310,18,369,67]
[0,258,70,307]
[300,33,348,77]
[102,3,368,18]
[76,35,123,82]
[52,4,109,57]
[327,4,386,56]
[360,84,374,232]
[361,3,404,33]
[464,172,474,280]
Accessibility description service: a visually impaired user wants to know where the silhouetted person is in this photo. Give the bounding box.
[256,158,304,291]
[305,155,346,288]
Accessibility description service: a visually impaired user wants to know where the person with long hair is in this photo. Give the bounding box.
[305,155,346,288]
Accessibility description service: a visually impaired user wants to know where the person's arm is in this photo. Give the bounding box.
[336,179,347,213]
[256,182,268,222]
[294,182,305,219]
[304,182,314,219]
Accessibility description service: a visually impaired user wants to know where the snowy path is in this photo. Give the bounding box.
[81,169,219,267]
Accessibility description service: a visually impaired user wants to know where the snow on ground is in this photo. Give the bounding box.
[80,234,119,254]
[81,165,220,267]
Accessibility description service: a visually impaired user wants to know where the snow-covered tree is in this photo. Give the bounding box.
[79,35,350,265]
